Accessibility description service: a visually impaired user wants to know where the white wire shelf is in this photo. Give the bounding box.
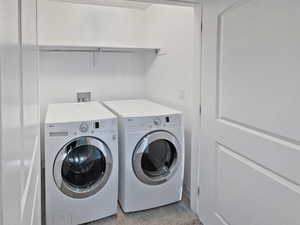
[39,45,160,54]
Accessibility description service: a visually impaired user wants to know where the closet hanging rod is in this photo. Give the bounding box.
[39,45,160,54]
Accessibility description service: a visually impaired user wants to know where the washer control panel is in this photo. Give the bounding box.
[47,119,117,137]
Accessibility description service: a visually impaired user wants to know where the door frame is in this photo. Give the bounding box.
[190,1,202,215]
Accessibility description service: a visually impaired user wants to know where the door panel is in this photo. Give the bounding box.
[21,0,39,188]
[0,0,23,224]
[0,0,40,224]
[216,120,300,185]
[216,145,299,225]
[20,0,40,224]
[200,0,300,224]
[31,176,41,225]
[21,138,40,225]
[218,0,300,142]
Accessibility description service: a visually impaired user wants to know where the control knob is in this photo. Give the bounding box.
[153,118,162,126]
[79,123,89,133]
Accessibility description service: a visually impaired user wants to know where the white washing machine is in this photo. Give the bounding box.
[44,102,118,225]
[103,99,184,213]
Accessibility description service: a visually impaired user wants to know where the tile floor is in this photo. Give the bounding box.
[87,199,202,225]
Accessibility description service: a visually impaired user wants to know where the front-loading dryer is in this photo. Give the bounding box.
[103,99,184,213]
[44,102,118,225]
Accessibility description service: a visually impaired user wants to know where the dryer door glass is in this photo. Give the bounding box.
[54,136,113,199]
[62,144,105,189]
[133,131,181,185]
[141,139,177,178]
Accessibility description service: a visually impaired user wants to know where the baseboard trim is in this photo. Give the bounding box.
[183,184,191,202]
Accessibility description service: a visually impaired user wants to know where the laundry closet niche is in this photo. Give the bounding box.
[39,0,195,197]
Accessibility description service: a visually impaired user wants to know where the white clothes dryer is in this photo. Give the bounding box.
[103,99,184,213]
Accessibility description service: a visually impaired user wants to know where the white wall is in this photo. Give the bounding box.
[143,5,195,191]
[39,52,146,122]
[38,0,147,47]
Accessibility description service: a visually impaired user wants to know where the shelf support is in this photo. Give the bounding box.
[92,52,96,67]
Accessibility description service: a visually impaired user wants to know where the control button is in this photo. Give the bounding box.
[153,118,162,126]
[95,122,100,129]
[79,123,89,133]
[165,116,170,123]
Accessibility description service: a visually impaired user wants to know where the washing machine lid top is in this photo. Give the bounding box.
[46,101,116,124]
[103,99,181,118]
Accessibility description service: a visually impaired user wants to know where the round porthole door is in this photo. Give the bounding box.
[53,136,113,199]
[132,131,181,185]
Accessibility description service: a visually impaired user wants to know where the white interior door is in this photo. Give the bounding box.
[200,0,300,225]
[0,0,40,224]
[0,0,23,223]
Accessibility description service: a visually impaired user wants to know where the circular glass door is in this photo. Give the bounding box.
[132,131,181,185]
[53,136,113,199]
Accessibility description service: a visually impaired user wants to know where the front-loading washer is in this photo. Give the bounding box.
[44,102,118,225]
[103,99,184,213]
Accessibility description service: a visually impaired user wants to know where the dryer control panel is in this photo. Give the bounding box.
[125,114,182,132]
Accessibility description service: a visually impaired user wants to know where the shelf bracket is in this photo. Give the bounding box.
[92,52,96,67]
